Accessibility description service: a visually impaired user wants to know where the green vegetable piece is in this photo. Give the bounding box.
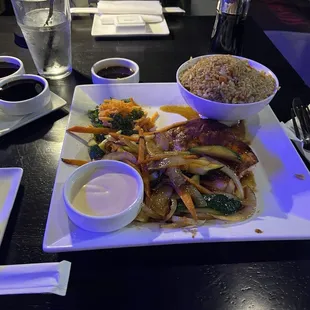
[203,194,242,215]
[110,113,134,135]
[190,145,241,162]
[88,102,144,136]
[187,163,223,175]
[110,109,144,136]
[176,200,187,211]
[129,109,144,120]
[94,134,106,143]
[87,107,103,128]
[89,145,105,160]
[176,194,241,216]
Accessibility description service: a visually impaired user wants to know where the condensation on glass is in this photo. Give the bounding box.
[10,0,72,80]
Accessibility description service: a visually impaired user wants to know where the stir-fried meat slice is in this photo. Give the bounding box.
[158,118,258,176]
[157,119,233,151]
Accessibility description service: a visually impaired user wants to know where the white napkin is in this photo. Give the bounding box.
[100,14,162,24]
[281,116,310,163]
[97,1,163,15]
[0,261,71,296]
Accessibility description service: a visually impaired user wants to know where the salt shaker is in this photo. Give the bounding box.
[210,0,251,55]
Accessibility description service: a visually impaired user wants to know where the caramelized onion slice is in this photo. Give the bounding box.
[149,156,188,170]
[103,151,137,164]
[202,156,244,200]
[164,198,177,221]
[145,139,162,156]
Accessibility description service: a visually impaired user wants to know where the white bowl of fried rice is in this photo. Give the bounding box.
[176,55,280,122]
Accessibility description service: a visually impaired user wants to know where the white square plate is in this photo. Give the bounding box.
[0,168,23,246]
[0,92,67,138]
[43,83,310,253]
[91,14,170,37]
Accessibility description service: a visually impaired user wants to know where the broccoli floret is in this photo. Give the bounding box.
[203,194,242,215]
[88,107,103,128]
[89,145,105,160]
[129,109,144,121]
[88,103,144,136]
[110,113,134,135]
[110,109,144,136]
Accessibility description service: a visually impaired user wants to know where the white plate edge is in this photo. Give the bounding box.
[0,167,23,246]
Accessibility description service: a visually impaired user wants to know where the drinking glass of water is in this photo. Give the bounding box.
[11,0,72,80]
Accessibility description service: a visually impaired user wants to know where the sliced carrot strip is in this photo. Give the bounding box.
[138,129,146,164]
[109,133,139,142]
[61,158,89,166]
[182,174,212,194]
[67,126,113,134]
[150,111,159,123]
[174,184,197,220]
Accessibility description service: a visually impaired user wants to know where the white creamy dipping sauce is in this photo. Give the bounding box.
[72,168,139,217]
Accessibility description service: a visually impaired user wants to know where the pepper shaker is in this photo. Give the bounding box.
[210,0,251,55]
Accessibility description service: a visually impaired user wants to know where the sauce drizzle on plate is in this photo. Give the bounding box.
[160,105,199,120]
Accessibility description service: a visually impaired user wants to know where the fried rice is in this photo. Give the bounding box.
[179,55,277,104]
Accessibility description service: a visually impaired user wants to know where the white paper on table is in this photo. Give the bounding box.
[0,260,71,296]
[100,14,162,24]
[281,119,310,163]
[70,6,184,16]
[97,1,163,15]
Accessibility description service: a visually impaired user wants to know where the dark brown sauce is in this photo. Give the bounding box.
[0,62,20,78]
[0,79,44,101]
[97,66,134,79]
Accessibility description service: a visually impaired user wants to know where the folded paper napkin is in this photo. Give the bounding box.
[0,261,71,296]
[98,1,163,25]
[281,116,310,163]
[100,14,162,24]
[97,1,163,15]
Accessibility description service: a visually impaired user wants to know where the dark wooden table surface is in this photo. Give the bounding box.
[0,15,310,310]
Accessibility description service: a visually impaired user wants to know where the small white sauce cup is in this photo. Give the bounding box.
[91,58,139,84]
[0,56,25,81]
[0,74,51,116]
[63,160,144,233]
